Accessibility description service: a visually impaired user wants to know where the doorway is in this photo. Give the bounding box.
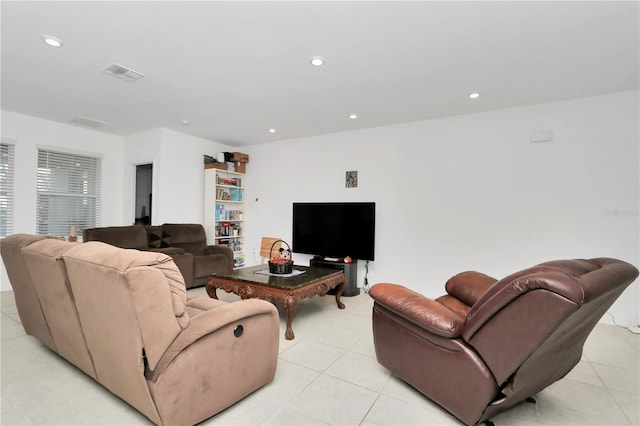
[135,163,153,225]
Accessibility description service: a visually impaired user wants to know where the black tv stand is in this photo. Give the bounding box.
[310,257,360,297]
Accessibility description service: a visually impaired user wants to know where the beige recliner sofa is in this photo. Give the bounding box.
[1,234,280,426]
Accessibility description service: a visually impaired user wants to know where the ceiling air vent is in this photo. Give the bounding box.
[103,63,145,82]
[69,116,110,129]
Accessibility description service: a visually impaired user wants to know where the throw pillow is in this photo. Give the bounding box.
[149,230,171,248]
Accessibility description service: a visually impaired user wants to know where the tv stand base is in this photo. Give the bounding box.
[310,257,360,296]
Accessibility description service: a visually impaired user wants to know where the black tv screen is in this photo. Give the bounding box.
[292,202,375,261]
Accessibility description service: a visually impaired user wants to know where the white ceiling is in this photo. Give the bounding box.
[2,1,638,147]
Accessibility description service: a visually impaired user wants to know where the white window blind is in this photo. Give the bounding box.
[37,149,101,238]
[0,143,15,238]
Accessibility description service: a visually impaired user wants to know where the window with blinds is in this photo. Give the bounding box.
[0,143,15,238]
[37,149,101,238]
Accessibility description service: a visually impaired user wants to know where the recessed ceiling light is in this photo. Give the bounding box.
[268,128,276,133]
[181,119,191,126]
[310,56,325,67]
[349,113,358,119]
[42,35,63,47]
[469,92,480,99]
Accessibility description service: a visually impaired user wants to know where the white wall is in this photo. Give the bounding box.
[156,129,230,224]
[0,119,230,291]
[2,92,638,325]
[243,91,639,327]
[1,110,126,290]
[124,128,231,225]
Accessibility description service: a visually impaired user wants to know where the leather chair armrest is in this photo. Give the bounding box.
[445,271,497,306]
[147,298,277,381]
[369,283,464,338]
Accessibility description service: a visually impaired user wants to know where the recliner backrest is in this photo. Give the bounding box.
[0,234,57,351]
[22,238,97,378]
[461,258,638,386]
[83,225,149,250]
[463,265,584,340]
[62,241,188,425]
[474,257,638,422]
[161,223,207,254]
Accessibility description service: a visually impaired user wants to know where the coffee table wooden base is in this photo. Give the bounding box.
[206,272,346,340]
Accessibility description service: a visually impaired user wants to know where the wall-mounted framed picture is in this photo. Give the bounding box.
[345,171,358,188]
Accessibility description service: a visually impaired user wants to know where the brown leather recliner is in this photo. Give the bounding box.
[369,258,638,426]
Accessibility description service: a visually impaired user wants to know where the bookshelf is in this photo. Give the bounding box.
[204,168,245,268]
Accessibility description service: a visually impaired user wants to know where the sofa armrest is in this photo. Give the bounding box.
[203,245,234,272]
[369,283,464,338]
[445,271,497,306]
[147,298,277,381]
[203,245,232,257]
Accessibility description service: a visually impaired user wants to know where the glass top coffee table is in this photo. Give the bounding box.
[206,265,346,340]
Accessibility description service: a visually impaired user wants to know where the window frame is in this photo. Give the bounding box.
[0,142,15,238]
[36,148,102,239]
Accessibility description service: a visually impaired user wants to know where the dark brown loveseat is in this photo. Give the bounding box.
[83,223,233,288]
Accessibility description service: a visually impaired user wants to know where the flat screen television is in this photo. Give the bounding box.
[292,202,375,261]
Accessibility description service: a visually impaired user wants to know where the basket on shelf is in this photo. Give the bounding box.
[268,239,293,274]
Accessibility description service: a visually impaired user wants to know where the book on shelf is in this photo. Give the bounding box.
[229,188,242,201]
[216,176,242,187]
[215,205,224,220]
[233,254,245,267]
[214,222,242,237]
[216,188,242,201]
[215,206,243,221]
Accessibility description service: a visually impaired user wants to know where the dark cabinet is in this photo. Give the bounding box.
[310,257,360,297]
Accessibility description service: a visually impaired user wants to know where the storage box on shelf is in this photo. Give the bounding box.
[204,168,245,268]
[204,152,250,174]
[232,152,250,163]
[204,162,228,171]
[231,152,249,173]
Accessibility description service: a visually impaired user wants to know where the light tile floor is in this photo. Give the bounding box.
[1,287,638,425]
